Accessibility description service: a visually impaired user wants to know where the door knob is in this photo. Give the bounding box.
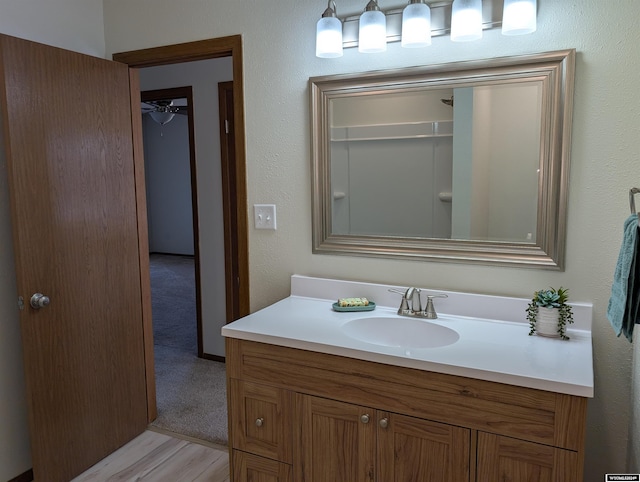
[30,293,50,310]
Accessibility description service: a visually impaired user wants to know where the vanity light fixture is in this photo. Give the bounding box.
[358,0,387,53]
[316,0,343,58]
[314,0,538,58]
[502,0,536,35]
[450,0,483,42]
[401,0,431,48]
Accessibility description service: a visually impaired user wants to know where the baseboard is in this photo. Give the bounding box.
[149,252,194,258]
[201,352,225,363]
[8,469,33,482]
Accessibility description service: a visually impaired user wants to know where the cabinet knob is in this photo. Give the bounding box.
[360,414,370,424]
[255,417,264,427]
[379,417,388,428]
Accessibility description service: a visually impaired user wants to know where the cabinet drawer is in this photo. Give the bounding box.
[229,379,293,463]
[233,451,292,482]
[477,432,581,482]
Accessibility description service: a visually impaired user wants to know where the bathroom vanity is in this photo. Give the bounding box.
[222,276,593,482]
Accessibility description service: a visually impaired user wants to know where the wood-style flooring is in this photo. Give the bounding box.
[71,429,229,481]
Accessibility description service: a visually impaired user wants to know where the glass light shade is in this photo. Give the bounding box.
[358,10,387,53]
[316,16,343,58]
[450,0,483,42]
[401,2,431,48]
[149,111,175,125]
[502,0,537,35]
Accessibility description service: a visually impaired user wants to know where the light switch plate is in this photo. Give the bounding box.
[254,204,277,230]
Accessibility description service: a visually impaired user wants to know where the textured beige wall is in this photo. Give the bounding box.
[631,334,640,471]
[0,0,104,56]
[102,1,640,478]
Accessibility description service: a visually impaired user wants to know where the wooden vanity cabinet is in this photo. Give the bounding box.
[226,338,588,482]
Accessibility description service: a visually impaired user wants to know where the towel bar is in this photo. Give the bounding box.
[630,187,640,220]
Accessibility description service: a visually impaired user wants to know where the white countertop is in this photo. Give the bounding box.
[222,276,594,398]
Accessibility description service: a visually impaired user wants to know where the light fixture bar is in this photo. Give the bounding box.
[341,0,503,49]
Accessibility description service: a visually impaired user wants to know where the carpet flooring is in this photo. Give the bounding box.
[149,254,228,446]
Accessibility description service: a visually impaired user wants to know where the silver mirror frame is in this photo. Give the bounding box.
[310,49,575,270]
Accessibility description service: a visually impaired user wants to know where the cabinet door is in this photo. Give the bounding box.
[295,394,375,482]
[229,379,293,463]
[233,451,292,482]
[477,433,579,482]
[377,411,470,482]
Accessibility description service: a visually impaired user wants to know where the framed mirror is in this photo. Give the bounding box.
[310,49,575,269]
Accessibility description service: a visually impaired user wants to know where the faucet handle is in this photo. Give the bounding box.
[423,294,448,319]
[388,288,406,295]
[388,288,412,315]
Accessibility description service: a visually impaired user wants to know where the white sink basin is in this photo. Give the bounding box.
[341,316,459,349]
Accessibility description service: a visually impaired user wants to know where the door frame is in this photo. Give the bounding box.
[114,35,250,420]
[218,81,241,323]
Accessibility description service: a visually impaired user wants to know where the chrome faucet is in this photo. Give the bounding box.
[388,288,448,319]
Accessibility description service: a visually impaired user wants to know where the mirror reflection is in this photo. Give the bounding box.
[311,50,575,269]
[330,81,542,242]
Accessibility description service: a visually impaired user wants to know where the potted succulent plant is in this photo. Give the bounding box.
[527,287,574,340]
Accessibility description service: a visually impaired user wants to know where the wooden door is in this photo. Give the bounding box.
[477,432,579,482]
[0,35,148,481]
[377,412,470,481]
[295,394,375,482]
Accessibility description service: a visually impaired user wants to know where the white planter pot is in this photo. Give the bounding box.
[535,307,561,337]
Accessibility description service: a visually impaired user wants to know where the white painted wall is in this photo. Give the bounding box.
[452,84,540,242]
[103,1,640,478]
[483,83,540,242]
[0,2,105,480]
[139,58,233,356]
[332,89,454,126]
[0,0,104,57]
[451,88,475,239]
[143,114,195,256]
[476,83,540,241]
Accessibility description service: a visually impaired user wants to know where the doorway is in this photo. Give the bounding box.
[113,35,250,421]
[141,87,203,357]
